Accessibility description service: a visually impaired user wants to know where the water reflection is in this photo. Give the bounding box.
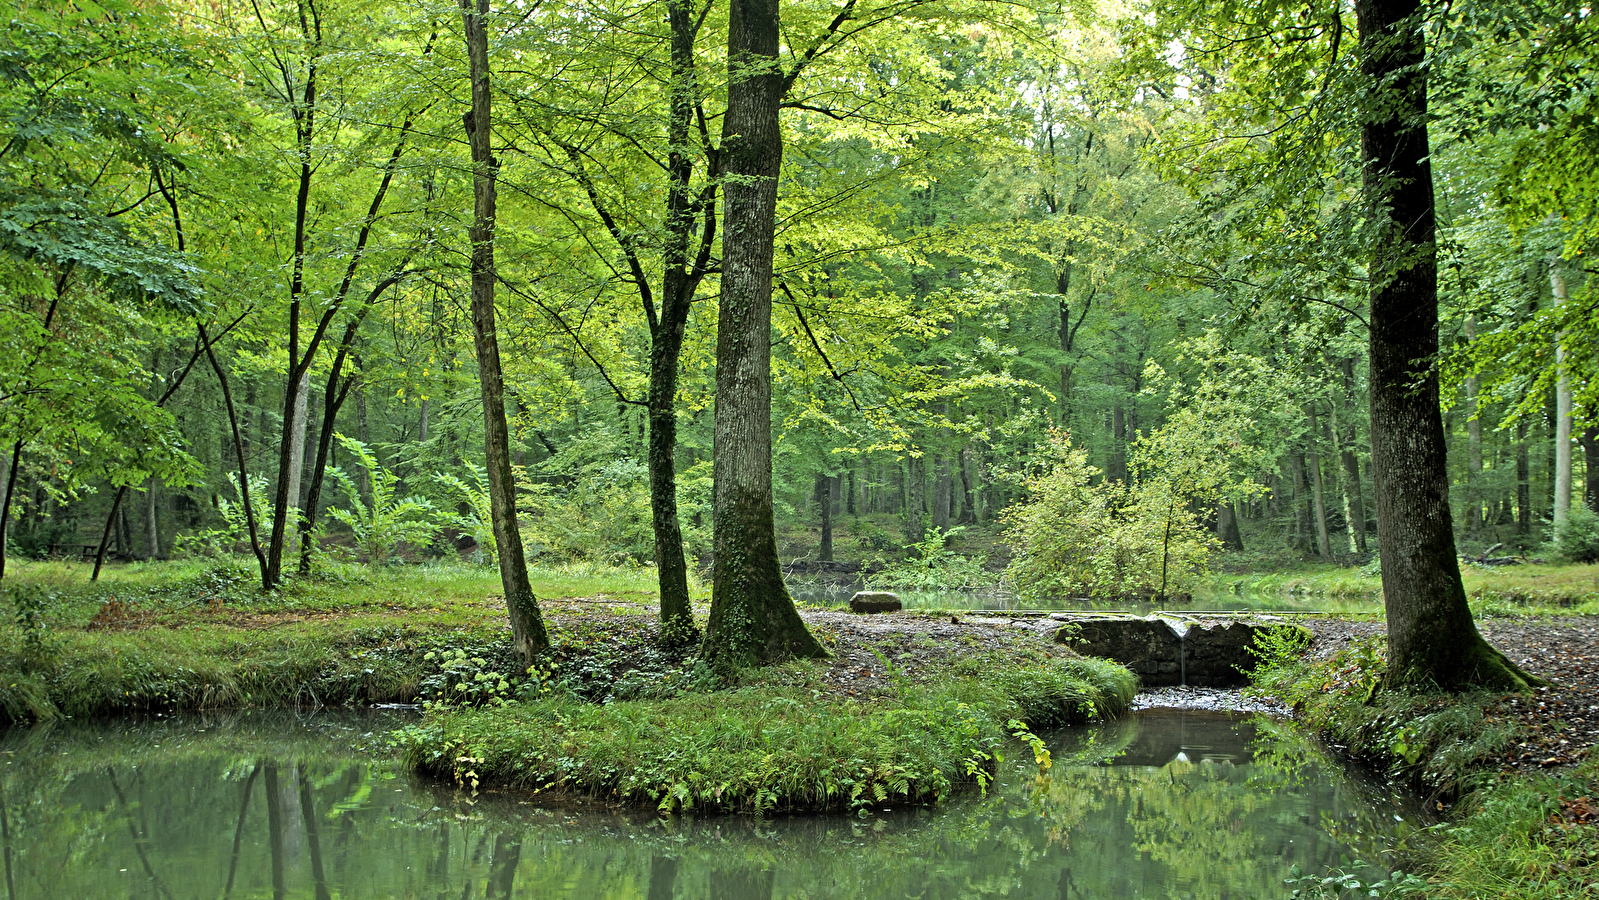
[0,708,1413,899]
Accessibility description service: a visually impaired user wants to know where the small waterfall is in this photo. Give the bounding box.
[1162,618,1192,687]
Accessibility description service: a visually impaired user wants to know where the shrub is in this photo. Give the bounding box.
[1004,432,1213,602]
[866,527,991,591]
[1548,504,1599,564]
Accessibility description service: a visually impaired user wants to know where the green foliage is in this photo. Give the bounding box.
[176,473,270,559]
[866,527,991,590]
[420,647,516,709]
[522,457,655,565]
[395,655,1135,814]
[432,464,497,565]
[1547,505,1599,565]
[328,435,437,566]
[1285,863,1427,899]
[1004,431,1214,602]
[5,582,53,654]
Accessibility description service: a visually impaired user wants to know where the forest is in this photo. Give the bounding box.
[2,0,1599,894]
[3,0,1594,641]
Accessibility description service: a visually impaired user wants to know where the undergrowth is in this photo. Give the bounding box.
[1253,627,1599,899]
[395,654,1135,814]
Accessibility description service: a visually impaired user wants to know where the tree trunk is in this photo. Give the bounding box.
[636,0,715,647]
[1517,419,1531,534]
[702,0,825,670]
[463,0,548,663]
[1306,409,1334,559]
[266,369,312,585]
[817,473,833,561]
[355,376,372,504]
[1463,319,1484,536]
[1109,405,1127,483]
[1327,379,1368,553]
[903,456,925,544]
[932,453,952,534]
[1288,452,1311,551]
[0,443,17,581]
[1356,0,1535,691]
[1582,427,1599,511]
[1216,501,1244,551]
[1551,260,1573,530]
[144,477,162,560]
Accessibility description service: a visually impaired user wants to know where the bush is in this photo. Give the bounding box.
[328,435,437,565]
[1004,432,1213,602]
[866,527,991,590]
[1548,504,1599,564]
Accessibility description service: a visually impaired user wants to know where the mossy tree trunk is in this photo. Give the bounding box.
[702,0,825,670]
[463,0,548,662]
[1357,0,1538,691]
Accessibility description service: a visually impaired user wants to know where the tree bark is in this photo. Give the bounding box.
[463,0,548,662]
[1463,319,1484,536]
[1216,501,1245,551]
[1356,0,1536,690]
[932,452,952,534]
[1517,418,1531,534]
[1109,405,1128,483]
[702,0,826,669]
[1550,259,1573,530]
[1288,452,1312,551]
[143,477,162,560]
[1306,408,1334,559]
[816,473,833,561]
[1582,427,1599,511]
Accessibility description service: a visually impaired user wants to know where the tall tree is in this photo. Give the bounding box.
[1355,0,1534,689]
[702,0,826,669]
[462,0,549,662]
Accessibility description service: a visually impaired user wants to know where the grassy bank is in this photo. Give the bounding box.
[1203,561,1599,612]
[0,558,669,723]
[395,653,1136,814]
[1255,631,1598,899]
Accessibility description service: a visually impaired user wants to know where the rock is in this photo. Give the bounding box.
[849,591,902,613]
[1055,615,1309,688]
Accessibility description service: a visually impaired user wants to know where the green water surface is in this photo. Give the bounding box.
[0,707,1416,899]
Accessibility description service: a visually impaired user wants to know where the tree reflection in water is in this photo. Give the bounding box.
[0,708,1418,899]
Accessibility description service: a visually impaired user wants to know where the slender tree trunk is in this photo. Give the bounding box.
[817,473,833,561]
[932,453,952,534]
[1551,260,1573,530]
[144,477,162,560]
[1582,427,1599,511]
[903,456,925,544]
[418,397,430,445]
[486,833,521,900]
[1356,0,1535,690]
[1110,405,1127,483]
[1327,386,1367,553]
[203,327,268,581]
[355,376,372,503]
[1288,452,1312,551]
[1517,419,1531,534]
[0,443,18,581]
[267,369,312,583]
[1463,319,1484,536]
[1306,408,1334,559]
[463,0,548,662]
[703,0,825,669]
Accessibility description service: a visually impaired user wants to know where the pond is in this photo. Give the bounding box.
[0,706,1419,899]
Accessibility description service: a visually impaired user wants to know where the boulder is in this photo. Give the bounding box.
[849,591,902,613]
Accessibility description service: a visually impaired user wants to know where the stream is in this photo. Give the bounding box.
[0,706,1420,899]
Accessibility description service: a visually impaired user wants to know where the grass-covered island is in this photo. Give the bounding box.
[0,559,1135,814]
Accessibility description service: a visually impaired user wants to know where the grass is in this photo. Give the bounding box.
[1201,561,1599,616]
[1252,630,1599,899]
[395,653,1136,814]
[0,557,669,723]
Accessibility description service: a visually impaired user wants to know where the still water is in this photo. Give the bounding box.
[0,708,1416,899]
